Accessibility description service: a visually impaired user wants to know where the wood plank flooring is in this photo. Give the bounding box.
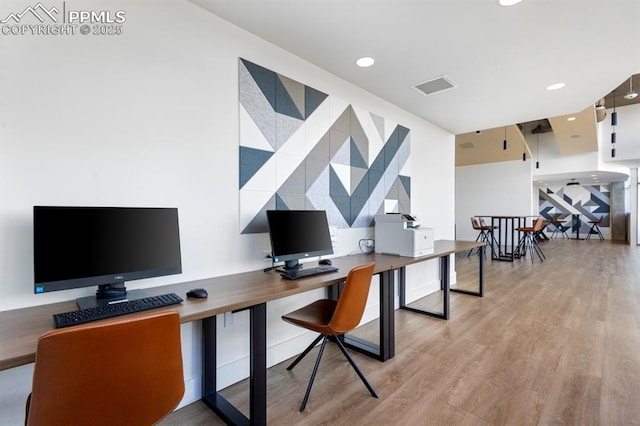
[161,239,640,425]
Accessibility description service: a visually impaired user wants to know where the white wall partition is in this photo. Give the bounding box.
[600,104,640,162]
[455,160,534,242]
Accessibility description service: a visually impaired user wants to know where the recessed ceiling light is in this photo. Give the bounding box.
[567,117,576,121]
[498,0,523,5]
[356,57,375,68]
[546,83,565,91]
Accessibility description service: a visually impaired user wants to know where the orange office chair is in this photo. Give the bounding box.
[467,217,495,258]
[25,311,184,426]
[549,214,570,239]
[586,216,605,240]
[282,262,378,412]
[516,217,546,263]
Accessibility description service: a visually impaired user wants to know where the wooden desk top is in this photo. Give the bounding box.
[0,240,482,371]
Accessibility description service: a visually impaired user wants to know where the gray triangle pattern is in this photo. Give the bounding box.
[240,195,276,234]
[276,191,306,210]
[398,177,411,213]
[331,133,350,166]
[279,161,306,195]
[308,131,331,161]
[306,159,330,194]
[333,106,351,134]
[276,112,304,150]
[370,112,385,142]
[351,168,367,196]
[239,60,277,150]
[278,74,305,119]
[239,61,412,233]
[351,109,368,166]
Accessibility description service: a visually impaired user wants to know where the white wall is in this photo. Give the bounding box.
[529,131,600,178]
[599,104,640,164]
[0,1,454,423]
[455,160,534,241]
[632,168,639,245]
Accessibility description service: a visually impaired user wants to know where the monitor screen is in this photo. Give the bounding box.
[266,210,333,270]
[33,206,182,305]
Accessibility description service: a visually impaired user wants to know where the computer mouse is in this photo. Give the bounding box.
[187,288,208,298]
[319,259,332,265]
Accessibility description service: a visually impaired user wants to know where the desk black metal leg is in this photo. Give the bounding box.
[380,270,395,360]
[202,316,248,426]
[202,304,267,426]
[451,244,484,297]
[250,304,267,424]
[398,267,406,306]
[400,259,449,320]
[441,256,450,320]
[479,244,484,296]
[494,216,501,260]
[203,316,215,396]
[341,271,395,362]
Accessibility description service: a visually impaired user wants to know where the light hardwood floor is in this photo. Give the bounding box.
[161,239,640,425]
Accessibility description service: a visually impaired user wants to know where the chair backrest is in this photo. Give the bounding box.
[26,311,184,426]
[533,217,544,231]
[328,262,375,334]
[470,217,481,230]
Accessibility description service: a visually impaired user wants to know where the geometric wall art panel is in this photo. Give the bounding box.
[239,58,411,234]
[538,184,610,234]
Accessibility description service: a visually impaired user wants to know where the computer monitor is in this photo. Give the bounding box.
[266,209,333,271]
[33,206,182,309]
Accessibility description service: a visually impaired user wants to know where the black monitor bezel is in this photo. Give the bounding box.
[33,206,182,297]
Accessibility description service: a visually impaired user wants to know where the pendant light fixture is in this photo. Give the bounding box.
[624,76,638,100]
[611,89,617,158]
[536,133,540,169]
[522,128,526,162]
[503,126,508,150]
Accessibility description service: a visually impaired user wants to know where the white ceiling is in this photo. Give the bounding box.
[190,0,640,135]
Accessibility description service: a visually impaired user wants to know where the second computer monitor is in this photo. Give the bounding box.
[266,210,333,270]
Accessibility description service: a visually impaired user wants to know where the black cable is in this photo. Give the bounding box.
[359,239,375,254]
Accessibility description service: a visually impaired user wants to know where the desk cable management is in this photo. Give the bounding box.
[359,238,375,254]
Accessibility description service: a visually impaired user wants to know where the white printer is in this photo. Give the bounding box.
[374,214,434,257]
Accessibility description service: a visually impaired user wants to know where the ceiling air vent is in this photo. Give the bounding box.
[413,75,456,96]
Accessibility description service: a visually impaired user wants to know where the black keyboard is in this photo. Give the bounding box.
[53,293,184,328]
[280,265,339,280]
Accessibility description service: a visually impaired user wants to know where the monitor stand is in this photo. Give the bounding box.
[76,289,151,310]
[276,259,302,273]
